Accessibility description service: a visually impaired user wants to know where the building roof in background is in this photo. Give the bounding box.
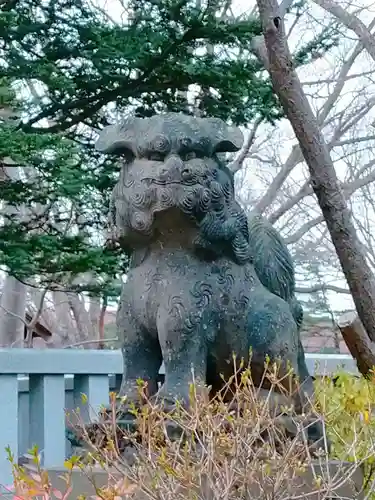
[25,312,52,339]
[300,318,349,354]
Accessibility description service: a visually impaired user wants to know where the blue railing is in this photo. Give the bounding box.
[0,349,358,485]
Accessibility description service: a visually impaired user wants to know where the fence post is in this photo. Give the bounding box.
[0,375,18,487]
[73,375,110,423]
[29,375,66,468]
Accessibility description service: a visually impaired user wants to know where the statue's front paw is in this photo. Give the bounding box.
[150,388,188,440]
[153,387,188,413]
[154,382,208,412]
[118,379,154,405]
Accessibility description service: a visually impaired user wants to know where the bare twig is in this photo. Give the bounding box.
[228,117,263,174]
[253,19,375,216]
[63,337,118,349]
[295,284,351,294]
[313,0,375,62]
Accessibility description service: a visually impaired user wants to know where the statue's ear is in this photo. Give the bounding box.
[95,117,140,155]
[205,118,244,153]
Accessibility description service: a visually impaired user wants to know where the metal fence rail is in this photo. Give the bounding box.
[0,349,358,485]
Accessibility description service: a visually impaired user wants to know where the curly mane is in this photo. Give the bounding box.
[108,152,254,266]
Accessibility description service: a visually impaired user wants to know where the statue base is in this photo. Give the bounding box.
[66,408,185,458]
[21,461,364,499]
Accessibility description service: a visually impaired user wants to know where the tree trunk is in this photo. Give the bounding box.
[256,0,375,348]
[0,276,27,346]
[337,312,375,376]
[52,290,78,345]
[0,84,28,346]
[0,165,28,346]
[67,292,93,347]
[89,295,100,345]
[98,295,108,350]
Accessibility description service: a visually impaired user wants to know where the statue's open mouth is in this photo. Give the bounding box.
[142,177,200,187]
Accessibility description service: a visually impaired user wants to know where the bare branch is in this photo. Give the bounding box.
[0,302,27,329]
[268,180,310,225]
[313,0,375,63]
[315,21,375,125]
[228,117,263,174]
[252,144,302,215]
[252,26,370,216]
[333,134,375,149]
[295,284,350,294]
[284,215,324,244]
[301,69,375,86]
[63,337,118,349]
[270,159,375,224]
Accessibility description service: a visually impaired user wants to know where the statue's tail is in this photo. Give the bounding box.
[288,295,304,331]
[247,215,295,301]
[247,215,304,331]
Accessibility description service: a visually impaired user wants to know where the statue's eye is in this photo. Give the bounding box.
[149,153,164,161]
[182,152,196,161]
[122,151,135,164]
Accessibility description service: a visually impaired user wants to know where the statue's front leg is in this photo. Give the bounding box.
[117,289,162,406]
[78,291,162,444]
[119,327,162,403]
[155,305,210,410]
[102,324,161,432]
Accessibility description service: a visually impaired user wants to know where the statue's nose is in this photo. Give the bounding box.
[164,154,184,170]
[163,154,195,182]
[181,166,194,181]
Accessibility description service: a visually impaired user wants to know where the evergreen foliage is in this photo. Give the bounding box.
[0,0,340,293]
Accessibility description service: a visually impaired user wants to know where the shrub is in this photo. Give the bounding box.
[7,365,375,499]
[315,371,375,493]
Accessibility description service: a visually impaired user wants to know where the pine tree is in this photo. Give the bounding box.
[0,0,339,291]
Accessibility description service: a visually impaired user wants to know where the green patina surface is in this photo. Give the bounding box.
[94,112,325,447]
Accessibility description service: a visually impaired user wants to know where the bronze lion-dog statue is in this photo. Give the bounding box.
[95,112,327,449]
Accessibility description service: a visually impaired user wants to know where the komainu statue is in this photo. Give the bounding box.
[96,112,324,445]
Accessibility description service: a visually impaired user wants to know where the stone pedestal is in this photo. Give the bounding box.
[18,461,364,499]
